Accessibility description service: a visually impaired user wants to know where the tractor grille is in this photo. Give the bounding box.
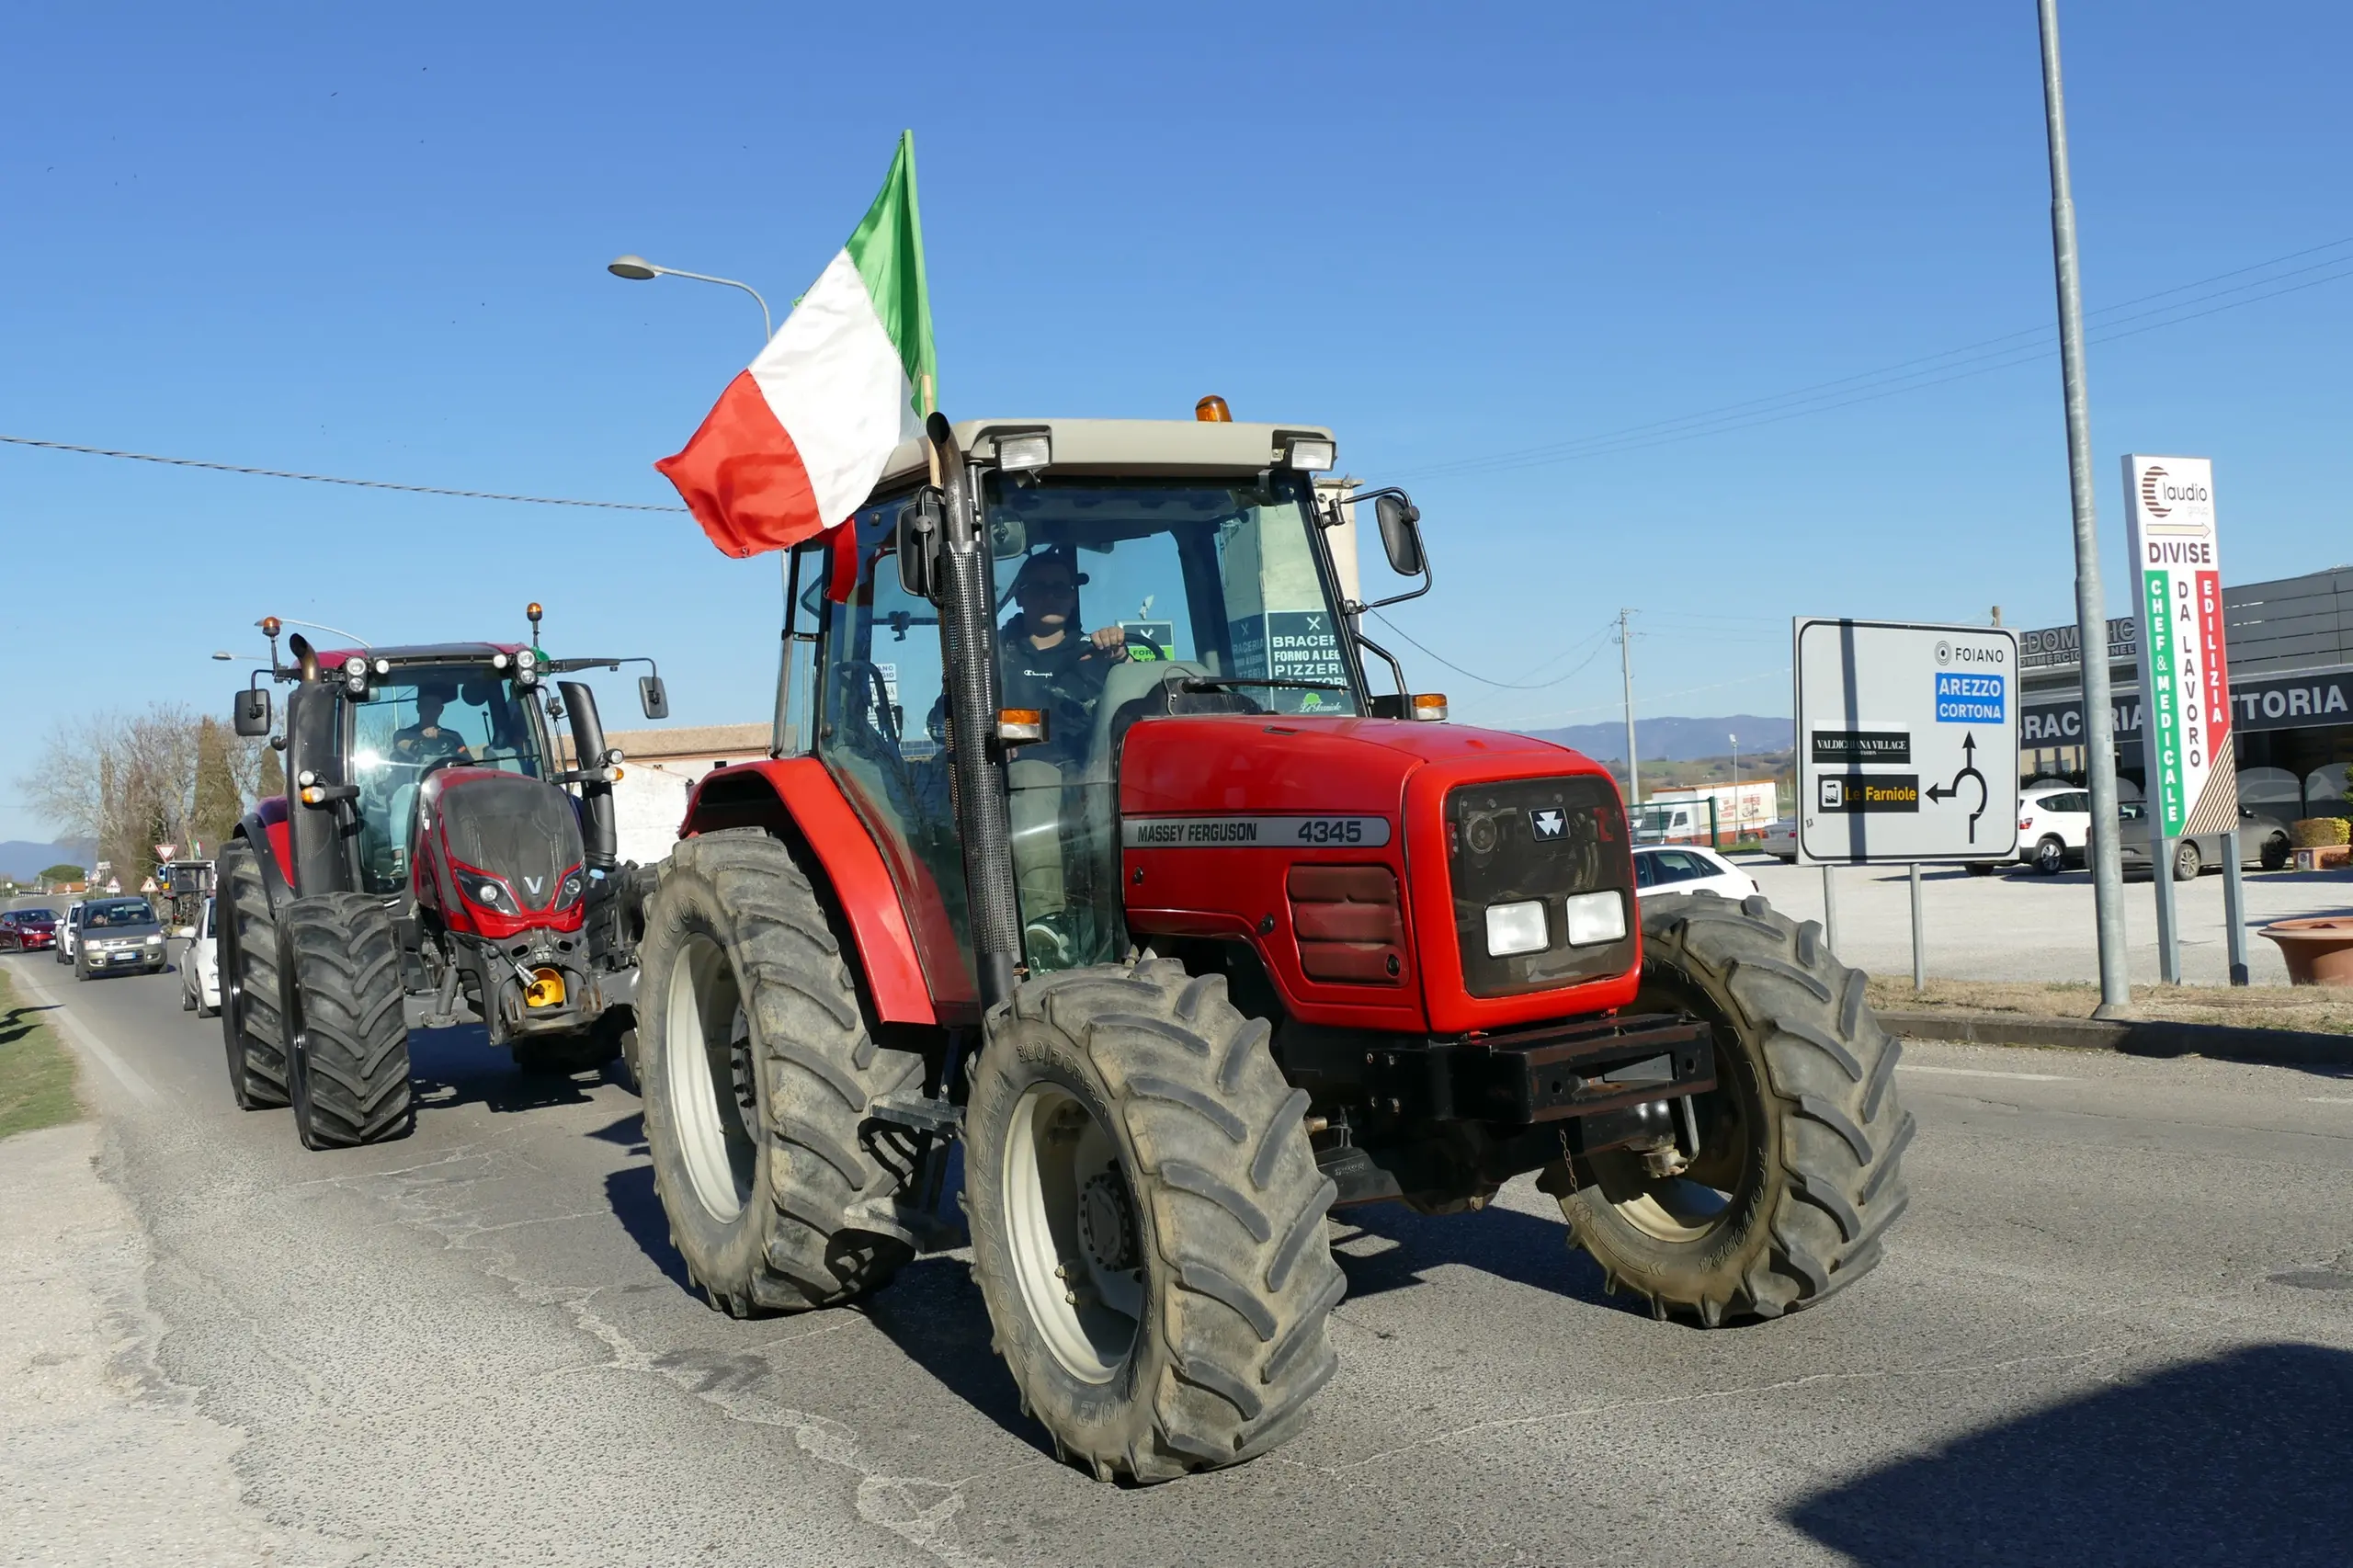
[440,773,584,912]
[1445,777,1636,999]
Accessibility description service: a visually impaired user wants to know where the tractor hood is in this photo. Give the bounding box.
[1119,715,1585,815]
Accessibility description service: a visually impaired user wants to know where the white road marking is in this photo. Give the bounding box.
[11,964,161,1106]
[1897,1063,2074,1082]
[2303,1096,2353,1106]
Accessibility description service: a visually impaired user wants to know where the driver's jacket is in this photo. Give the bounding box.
[997,617,1111,767]
[392,725,472,765]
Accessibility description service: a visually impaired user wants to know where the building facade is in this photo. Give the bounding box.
[2018,567,2353,821]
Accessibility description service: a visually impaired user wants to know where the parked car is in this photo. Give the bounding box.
[2115,802,2294,881]
[1760,819,1798,862]
[0,908,58,952]
[178,894,220,1017]
[2016,785,2097,874]
[73,896,166,980]
[53,899,86,964]
[1633,845,1759,901]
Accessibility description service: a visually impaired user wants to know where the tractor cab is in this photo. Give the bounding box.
[789,418,1404,991]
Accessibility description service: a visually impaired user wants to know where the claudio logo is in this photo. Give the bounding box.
[2139,462,2210,528]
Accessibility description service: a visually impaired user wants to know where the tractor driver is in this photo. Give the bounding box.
[997,551,1127,763]
[392,687,475,767]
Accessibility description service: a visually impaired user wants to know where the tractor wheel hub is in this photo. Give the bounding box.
[1077,1168,1138,1273]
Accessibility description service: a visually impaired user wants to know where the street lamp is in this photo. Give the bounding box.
[607,254,773,345]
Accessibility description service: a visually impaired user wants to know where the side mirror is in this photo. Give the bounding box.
[1375,494,1425,577]
[233,687,272,737]
[638,675,670,721]
[895,490,944,601]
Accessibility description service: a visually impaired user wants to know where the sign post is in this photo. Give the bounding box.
[2120,454,2240,983]
[1795,619,2023,991]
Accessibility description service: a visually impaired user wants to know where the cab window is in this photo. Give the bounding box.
[349,671,546,894]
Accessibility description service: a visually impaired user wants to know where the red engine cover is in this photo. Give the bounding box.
[1119,716,1643,1036]
[414,767,586,941]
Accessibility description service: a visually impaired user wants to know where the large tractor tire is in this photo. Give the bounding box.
[284,893,415,1149]
[1547,890,1911,1325]
[964,957,1343,1483]
[637,829,923,1316]
[219,841,290,1110]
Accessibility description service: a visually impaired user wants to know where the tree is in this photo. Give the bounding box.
[38,863,85,884]
[22,703,203,894]
[191,717,242,856]
[257,740,285,801]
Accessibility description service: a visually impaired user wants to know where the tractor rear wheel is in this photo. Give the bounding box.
[220,841,290,1110]
[964,957,1342,1483]
[284,893,415,1148]
[1547,890,1911,1324]
[636,829,923,1315]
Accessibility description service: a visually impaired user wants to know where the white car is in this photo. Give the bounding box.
[53,899,85,966]
[1632,845,1759,902]
[1759,819,1797,862]
[179,894,220,1017]
[2016,784,2096,874]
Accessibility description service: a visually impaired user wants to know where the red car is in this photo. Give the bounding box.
[0,908,59,952]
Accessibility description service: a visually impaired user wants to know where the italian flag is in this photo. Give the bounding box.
[657,131,937,557]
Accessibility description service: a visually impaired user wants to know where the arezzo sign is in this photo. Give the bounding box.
[2121,454,2233,838]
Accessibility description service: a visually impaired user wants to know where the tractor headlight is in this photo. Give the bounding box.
[1484,899,1549,958]
[455,872,511,911]
[1562,890,1628,948]
[554,869,585,909]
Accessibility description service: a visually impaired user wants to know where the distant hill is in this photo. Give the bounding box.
[0,840,95,881]
[1522,714,1792,763]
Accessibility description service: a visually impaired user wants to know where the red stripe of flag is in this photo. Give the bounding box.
[654,371,826,560]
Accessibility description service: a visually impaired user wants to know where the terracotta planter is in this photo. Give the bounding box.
[2261,918,2353,985]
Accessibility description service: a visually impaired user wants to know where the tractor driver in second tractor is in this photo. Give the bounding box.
[392,684,476,767]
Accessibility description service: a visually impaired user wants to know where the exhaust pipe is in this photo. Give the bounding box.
[559,680,618,872]
[927,412,1021,1010]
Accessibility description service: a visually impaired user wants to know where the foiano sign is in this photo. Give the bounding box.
[2120,454,2233,839]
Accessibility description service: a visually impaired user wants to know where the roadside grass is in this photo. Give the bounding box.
[0,966,83,1138]
[1869,974,2353,1036]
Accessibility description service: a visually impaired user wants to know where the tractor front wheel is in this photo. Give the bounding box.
[219,841,290,1110]
[636,830,923,1315]
[964,958,1342,1483]
[284,893,415,1148]
[1548,891,1912,1324]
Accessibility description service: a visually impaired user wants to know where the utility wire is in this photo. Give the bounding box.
[1368,609,1616,690]
[0,433,689,513]
[1392,236,2353,481]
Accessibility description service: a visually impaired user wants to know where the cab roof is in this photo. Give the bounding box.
[870,417,1336,498]
[308,641,525,670]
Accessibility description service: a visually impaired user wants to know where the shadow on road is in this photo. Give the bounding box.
[604,1165,694,1294]
[860,1253,1050,1462]
[406,1024,608,1117]
[1786,1341,2353,1566]
[1327,1199,1634,1317]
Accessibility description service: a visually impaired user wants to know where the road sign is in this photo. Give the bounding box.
[155,844,176,860]
[1795,619,2021,864]
[2120,454,2233,838]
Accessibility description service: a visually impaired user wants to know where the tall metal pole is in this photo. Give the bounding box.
[1620,608,1640,804]
[2038,0,2132,1017]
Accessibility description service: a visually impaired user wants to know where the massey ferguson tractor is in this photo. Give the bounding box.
[222,611,666,1148]
[632,410,1910,1482]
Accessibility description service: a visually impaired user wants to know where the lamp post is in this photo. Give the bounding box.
[607,255,773,345]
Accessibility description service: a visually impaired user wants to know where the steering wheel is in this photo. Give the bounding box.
[419,754,473,785]
[836,659,902,750]
[1120,628,1168,663]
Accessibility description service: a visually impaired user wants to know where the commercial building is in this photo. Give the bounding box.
[2018,566,2353,821]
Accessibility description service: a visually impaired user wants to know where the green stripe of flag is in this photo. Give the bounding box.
[845,130,938,415]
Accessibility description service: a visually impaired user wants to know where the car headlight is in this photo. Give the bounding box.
[145,934,163,945]
[1484,899,1549,958]
[1563,890,1628,948]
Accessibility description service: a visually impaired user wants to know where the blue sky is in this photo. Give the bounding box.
[4,2,2347,840]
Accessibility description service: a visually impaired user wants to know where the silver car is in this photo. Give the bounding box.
[74,896,167,980]
[2114,802,2293,881]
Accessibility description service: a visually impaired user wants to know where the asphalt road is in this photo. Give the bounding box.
[8,944,2353,1567]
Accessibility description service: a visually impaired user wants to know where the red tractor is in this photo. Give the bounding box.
[222,611,665,1148]
[633,412,1909,1481]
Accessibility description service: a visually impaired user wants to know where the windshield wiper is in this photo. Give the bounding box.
[1177,676,1347,693]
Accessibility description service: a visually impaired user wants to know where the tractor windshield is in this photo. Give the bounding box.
[349,668,547,894]
[983,473,1359,971]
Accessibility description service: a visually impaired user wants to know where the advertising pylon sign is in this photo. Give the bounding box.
[2120,455,2233,838]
